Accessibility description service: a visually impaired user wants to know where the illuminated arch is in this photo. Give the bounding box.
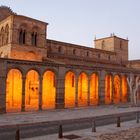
[90,73,98,105]
[114,75,120,104]
[6,69,22,112]
[25,70,39,111]
[78,72,88,106]
[42,71,56,109]
[105,74,112,104]
[122,75,128,103]
[65,71,76,108]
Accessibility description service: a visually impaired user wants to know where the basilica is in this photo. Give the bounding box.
[0,6,140,113]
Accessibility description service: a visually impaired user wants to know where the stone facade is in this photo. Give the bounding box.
[0,6,140,113]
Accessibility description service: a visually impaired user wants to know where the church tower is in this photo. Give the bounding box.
[0,6,48,61]
[95,34,128,62]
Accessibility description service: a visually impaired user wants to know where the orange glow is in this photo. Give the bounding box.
[6,69,22,112]
[25,70,39,111]
[122,76,128,102]
[114,75,120,104]
[105,75,112,104]
[78,73,88,106]
[90,73,98,105]
[42,71,56,109]
[65,71,75,108]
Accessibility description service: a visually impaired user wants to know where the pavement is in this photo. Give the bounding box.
[21,120,140,140]
[0,104,140,139]
[0,104,139,127]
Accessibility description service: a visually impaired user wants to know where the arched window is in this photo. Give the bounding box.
[98,53,100,59]
[31,32,37,46]
[19,29,26,45]
[1,27,4,46]
[5,25,9,44]
[58,46,62,53]
[108,55,110,60]
[73,49,76,55]
[0,31,2,46]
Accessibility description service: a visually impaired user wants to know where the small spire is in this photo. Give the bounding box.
[126,36,128,40]
[94,35,96,40]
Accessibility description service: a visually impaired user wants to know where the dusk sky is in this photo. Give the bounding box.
[0,0,140,60]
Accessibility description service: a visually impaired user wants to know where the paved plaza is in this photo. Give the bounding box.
[0,105,139,127]
[21,120,140,140]
[0,104,140,140]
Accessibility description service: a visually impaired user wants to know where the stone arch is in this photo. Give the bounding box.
[105,73,113,104]
[25,70,39,111]
[6,66,24,77]
[25,67,41,78]
[90,73,99,105]
[114,74,121,104]
[42,68,58,79]
[78,72,88,106]
[65,71,76,108]
[42,70,56,109]
[6,69,22,112]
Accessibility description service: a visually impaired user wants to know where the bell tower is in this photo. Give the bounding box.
[0,6,48,61]
[95,35,128,62]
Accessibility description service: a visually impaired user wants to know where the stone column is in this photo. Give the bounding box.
[0,76,6,113]
[87,77,90,106]
[75,74,78,107]
[39,76,43,110]
[56,67,65,109]
[98,70,105,105]
[22,76,26,112]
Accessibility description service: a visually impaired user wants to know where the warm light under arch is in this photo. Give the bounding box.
[42,71,56,109]
[78,72,88,106]
[90,73,98,105]
[65,71,75,108]
[114,75,120,104]
[122,75,128,103]
[105,74,112,104]
[25,70,39,111]
[6,69,22,112]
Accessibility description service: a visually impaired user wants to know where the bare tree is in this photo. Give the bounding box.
[127,75,140,106]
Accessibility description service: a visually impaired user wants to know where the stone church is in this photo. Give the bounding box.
[0,6,140,113]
